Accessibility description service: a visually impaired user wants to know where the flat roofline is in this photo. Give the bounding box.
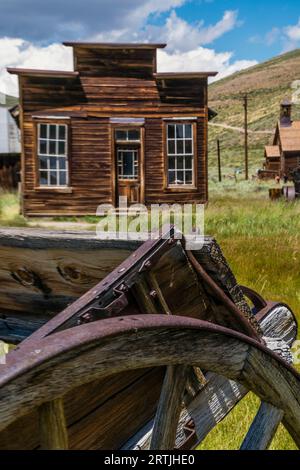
[7,68,79,78]
[154,72,218,79]
[63,42,167,49]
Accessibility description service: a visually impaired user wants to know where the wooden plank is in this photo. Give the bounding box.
[0,368,162,450]
[150,365,190,450]
[240,402,283,450]
[39,398,68,450]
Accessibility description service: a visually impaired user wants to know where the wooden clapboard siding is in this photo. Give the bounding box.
[12,43,212,215]
[73,47,157,79]
[144,117,207,204]
[23,117,113,215]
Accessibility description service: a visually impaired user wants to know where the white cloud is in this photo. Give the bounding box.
[0,39,73,96]
[265,27,281,46]
[102,9,240,53]
[285,18,300,42]
[0,1,187,43]
[158,48,257,81]
[255,18,300,53]
[0,7,256,96]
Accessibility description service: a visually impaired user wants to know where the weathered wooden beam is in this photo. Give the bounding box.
[150,365,190,450]
[240,402,283,450]
[147,272,171,315]
[39,398,68,450]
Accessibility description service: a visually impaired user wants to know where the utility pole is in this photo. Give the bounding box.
[243,94,249,180]
[217,139,222,182]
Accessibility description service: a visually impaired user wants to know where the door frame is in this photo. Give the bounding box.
[111,124,145,207]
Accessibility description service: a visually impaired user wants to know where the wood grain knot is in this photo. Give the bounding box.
[11,267,52,297]
[57,264,93,285]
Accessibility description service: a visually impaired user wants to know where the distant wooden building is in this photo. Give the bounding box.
[0,92,21,190]
[8,42,217,216]
[262,100,300,179]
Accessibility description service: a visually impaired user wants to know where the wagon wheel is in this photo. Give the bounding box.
[0,314,300,451]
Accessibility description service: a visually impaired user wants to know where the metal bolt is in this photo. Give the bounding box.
[78,313,93,324]
[118,284,127,292]
[144,260,152,269]
[149,290,157,298]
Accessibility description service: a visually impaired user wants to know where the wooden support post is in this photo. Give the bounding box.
[39,398,68,450]
[147,272,171,315]
[135,274,192,450]
[240,401,283,450]
[244,94,249,181]
[217,139,222,182]
[150,365,191,450]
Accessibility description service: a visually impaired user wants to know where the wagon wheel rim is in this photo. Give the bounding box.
[0,314,300,450]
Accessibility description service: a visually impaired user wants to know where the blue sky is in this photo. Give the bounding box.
[1,0,300,95]
[148,0,300,62]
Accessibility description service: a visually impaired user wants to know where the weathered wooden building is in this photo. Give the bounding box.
[263,100,300,179]
[8,43,217,216]
[0,92,21,190]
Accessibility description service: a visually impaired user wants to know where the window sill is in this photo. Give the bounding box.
[164,186,198,193]
[34,186,73,194]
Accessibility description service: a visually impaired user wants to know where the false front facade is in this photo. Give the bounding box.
[9,43,217,216]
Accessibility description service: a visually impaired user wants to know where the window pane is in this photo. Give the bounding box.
[40,171,48,185]
[37,123,68,187]
[50,171,58,185]
[58,158,66,170]
[49,125,57,140]
[166,122,194,187]
[185,140,192,154]
[168,171,176,185]
[123,152,133,176]
[176,125,184,138]
[168,125,175,139]
[40,124,47,139]
[49,157,57,169]
[168,156,175,169]
[128,129,140,141]
[185,155,193,169]
[177,140,184,154]
[39,140,47,154]
[176,171,184,184]
[168,140,175,155]
[116,130,127,141]
[177,156,184,169]
[60,172,67,186]
[49,141,56,155]
[58,125,66,140]
[58,141,65,155]
[39,156,48,169]
[185,124,192,139]
[185,171,193,184]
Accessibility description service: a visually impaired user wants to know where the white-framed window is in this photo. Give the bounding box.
[38,123,68,186]
[115,128,140,142]
[117,149,138,180]
[167,123,194,186]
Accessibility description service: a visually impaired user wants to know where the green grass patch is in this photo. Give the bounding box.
[0,183,299,449]
[0,191,27,227]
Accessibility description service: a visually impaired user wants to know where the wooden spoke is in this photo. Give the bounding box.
[240,402,283,450]
[39,398,68,450]
[150,365,191,450]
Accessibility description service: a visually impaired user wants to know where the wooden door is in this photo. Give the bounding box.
[116,146,140,205]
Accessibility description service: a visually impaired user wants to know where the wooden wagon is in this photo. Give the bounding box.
[0,227,299,450]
